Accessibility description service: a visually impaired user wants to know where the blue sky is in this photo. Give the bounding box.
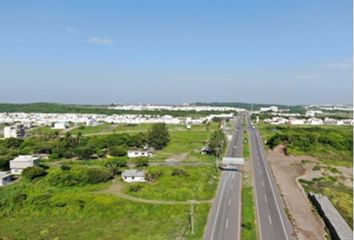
[0,0,352,105]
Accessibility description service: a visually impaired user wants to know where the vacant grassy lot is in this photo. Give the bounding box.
[0,173,210,240]
[300,176,353,228]
[123,166,219,201]
[258,124,353,166]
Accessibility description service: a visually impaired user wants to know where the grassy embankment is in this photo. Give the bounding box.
[258,123,353,228]
[0,122,220,239]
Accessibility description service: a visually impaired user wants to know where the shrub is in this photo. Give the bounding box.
[109,146,127,157]
[135,157,149,167]
[60,165,71,171]
[146,169,163,181]
[128,184,144,193]
[171,168,189,177]
[47,167,111,186]
[86,168,111,184]
[22,166,46,180]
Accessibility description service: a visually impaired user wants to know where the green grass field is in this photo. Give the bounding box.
[0,177,210,240]
[123,166,219,201]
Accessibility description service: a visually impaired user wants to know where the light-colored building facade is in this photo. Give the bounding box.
[4,125,26,138]
[127,149,152,158]
[10,155,40,175]
[122,169,145,182]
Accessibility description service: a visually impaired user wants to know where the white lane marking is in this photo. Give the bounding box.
[210,174,228,239]
[265,195,268,202]
[225,218,229,229]
[268,214,272,224]
[255,129,289,240]
[230,183,234,190]
[232,172,235,179]
[228,198,231,206]
[261,181,264,186]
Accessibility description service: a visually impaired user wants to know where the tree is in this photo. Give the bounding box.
[208,129,227,156]
[109,146,127,157]
[147,123,170,150]
[75,146,95,159]
[22,166,46,180]
[105,157,127,176]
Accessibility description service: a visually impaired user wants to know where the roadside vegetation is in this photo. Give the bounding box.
[259,123,353,228]
[258,124,353,167]
[299,176,353,228]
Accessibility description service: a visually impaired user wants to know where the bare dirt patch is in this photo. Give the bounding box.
[267,145,326,240]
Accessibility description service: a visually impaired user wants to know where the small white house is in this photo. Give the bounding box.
[307,118,323,125]
[122,169,145,182]
[0,171,12,186]
[10,155,40,175]
[4,125,26,138]
[127,149,152,158]
[52,121,69,130]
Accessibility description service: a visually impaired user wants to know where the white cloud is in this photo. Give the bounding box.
[85,37,113,46]
[324,58,353,69]
[65,26,81,35]
[295,74,323,80]
[14,39,24,44]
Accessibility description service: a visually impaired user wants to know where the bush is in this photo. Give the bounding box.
[135,157,149,167]
[86,168,111,184]
[171,168,189,177]
[22,166,46,180]
[47,167,111,186]
[60,165,71,171]
[128,184,144,193]
[109,146,127,157]
[146,169,163,181]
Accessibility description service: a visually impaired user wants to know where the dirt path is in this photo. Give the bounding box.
[96,179,212,205]
[266,146,326,240]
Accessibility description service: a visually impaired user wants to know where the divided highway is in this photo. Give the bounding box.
[247,116,294,240]
[204,115,244,240]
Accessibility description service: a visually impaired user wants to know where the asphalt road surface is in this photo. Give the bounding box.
[247,116,294,240]
[204,115,244,240]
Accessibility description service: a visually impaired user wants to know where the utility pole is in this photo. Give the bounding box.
[215,147,219,171]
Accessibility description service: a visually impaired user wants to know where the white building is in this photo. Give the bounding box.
[122,169,145,182]
[307,118,323,125]
[9,155,40,175]
[288,118,305,125]
[4,125,26,138]
[86,119,100,126]
[127,149,152,158]
[52,121,69,129]
[260,106,278,112]
[0,171,12,186]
